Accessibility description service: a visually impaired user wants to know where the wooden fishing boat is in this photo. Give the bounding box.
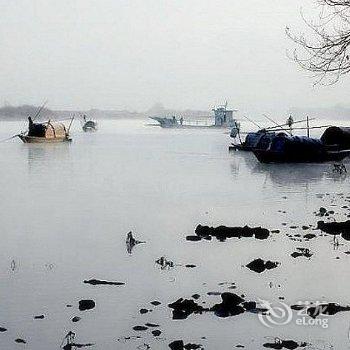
[18,117,72,143]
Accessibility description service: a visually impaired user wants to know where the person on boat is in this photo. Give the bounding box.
[172,116,176,124]
[180,117,183,125]
[28,116,46,137]
[28,116,34,131]
[287,115,294,128]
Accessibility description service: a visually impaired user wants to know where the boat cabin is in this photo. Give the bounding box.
[213,106,238,127]
[321,126,350,150]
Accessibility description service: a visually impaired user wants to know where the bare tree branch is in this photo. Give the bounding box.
[287,0,350,84]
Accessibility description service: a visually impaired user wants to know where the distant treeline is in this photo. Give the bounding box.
[2,103,347,121]
[0,103,209,121]
[0,105,56,120]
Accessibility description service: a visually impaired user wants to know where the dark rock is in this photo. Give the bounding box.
[246,258,279,273]
[0,327,7,332]
[169,340,184,350]
[169,341,202,350]
[34,315,45,319]
[15,339,26,344]
[152,330,162,337]
[72,316,81,323]
[194,224,270,241]
[184,344,202,349]
[303,233,316,240]
[211,292,245,317]
[317,220,350,241]
[151,301,161,306]
[185,264,196,268]
[306,303,350,318]
[263,339,307,349]
[316,207,328,217]
[126,231,145,254]
[133,325,148,331]
[140,308,149,314]
[291,248,313,259]
[79,299,95,311]
[186,235,202,242]
[145,323,159,327]
[156,256,174,269]
[191,294,200,300]
[168,298,206,320]
[83,279,125,286]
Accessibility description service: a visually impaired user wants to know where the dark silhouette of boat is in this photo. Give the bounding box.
[229,131,276,151]
[82,115,97,132]
[252,131,350,163]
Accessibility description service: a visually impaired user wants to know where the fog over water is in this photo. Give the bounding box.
[0,119,349,349]
[1,0,350,115]
[2,1,350,349]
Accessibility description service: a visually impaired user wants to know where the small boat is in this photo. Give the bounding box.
[18,117,72,143]
[252,133,350,163]
[82,115,97,132]
[229,130,277,152]
[150,103,240,130]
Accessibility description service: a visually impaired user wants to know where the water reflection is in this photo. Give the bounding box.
[230,150,349,188]
[25,143,71,171]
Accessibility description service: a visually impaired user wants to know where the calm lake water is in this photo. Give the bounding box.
[0,118,349,349]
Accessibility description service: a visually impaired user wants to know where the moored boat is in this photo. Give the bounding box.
[150,103,240,130]
[82,115,97,132]
[18,117,73,143]
[252,132,350,163]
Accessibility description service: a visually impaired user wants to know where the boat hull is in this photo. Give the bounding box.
[253,149,350,163]
[82,126,97,132]
[18,135,72,143]
[229,143,253,152]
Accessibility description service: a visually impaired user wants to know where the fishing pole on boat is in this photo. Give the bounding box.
[241,115,262,129]
[0,134,20,143]
[67,115,75,133]
[31,100,48,122]
[265,117,316,131]
[268,124,332,132]
[262,114,292,135]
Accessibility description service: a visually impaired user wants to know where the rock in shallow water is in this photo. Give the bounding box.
[194,224,270,241]
[83,279,125,286]
[246,258,279,273]
[79,299,95,311]
[263,339,308,349]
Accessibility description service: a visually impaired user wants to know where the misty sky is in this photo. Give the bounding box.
[1,0,349,115]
